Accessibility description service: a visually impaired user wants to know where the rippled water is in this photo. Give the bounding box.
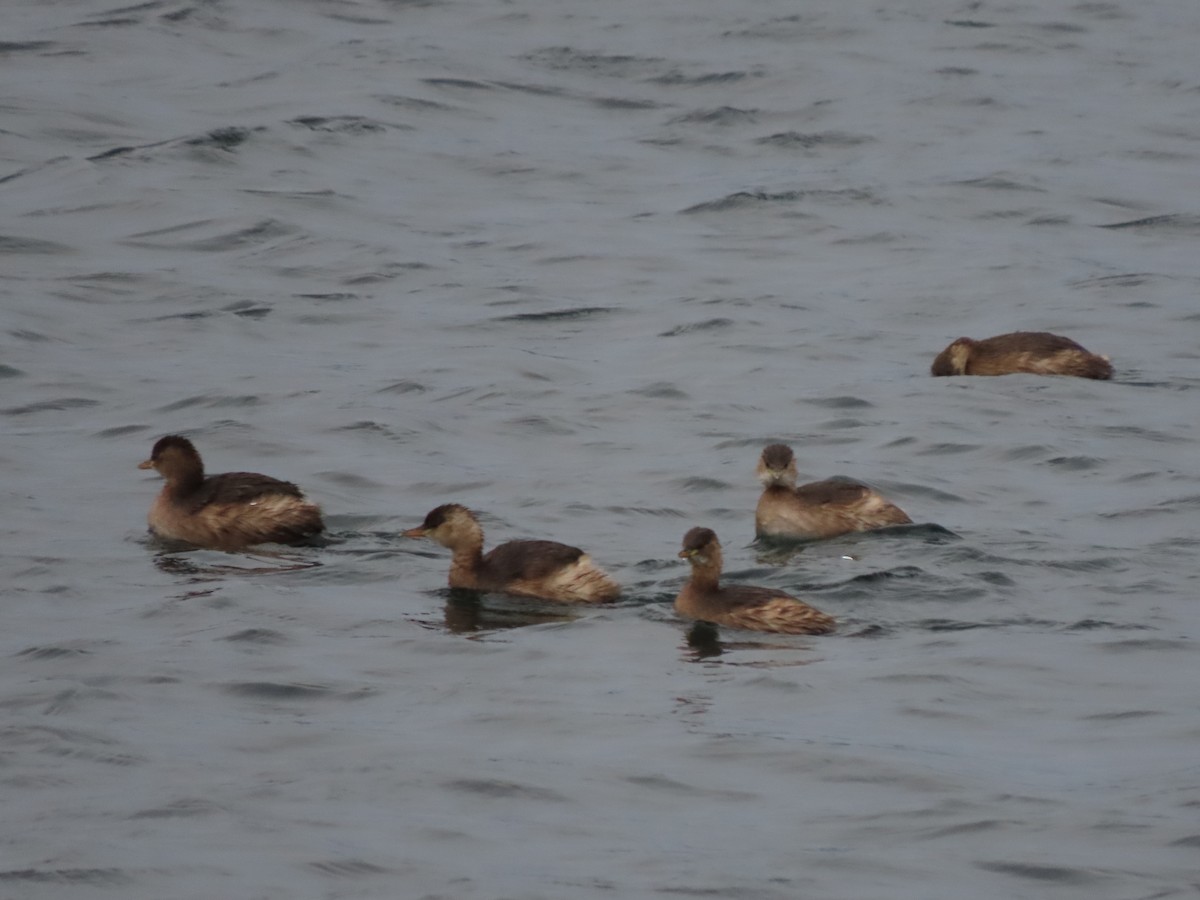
[3,1,1199,897]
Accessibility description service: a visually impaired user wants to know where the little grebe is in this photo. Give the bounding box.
[931,331,1112,379]
[676,527,835,634]
[755,443,911,541]
[138,435,324,551]
[403,503,621,603]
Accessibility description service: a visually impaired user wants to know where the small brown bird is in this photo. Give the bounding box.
[138,435,324,551]
[755,443,911,541]
[403,503,621,603]
[675,527,835,634]
[931,331,1112,379]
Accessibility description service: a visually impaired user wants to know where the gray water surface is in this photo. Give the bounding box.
[2,1,1198,898]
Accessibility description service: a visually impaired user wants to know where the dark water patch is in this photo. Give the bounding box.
[0,868,133,885]
[682,187,877,214]
[668,106,759,127]
[917,618,1052,633]
[754,524,956,562]
[1063,619,1149,633]
[649,70,751,86]
[318,470,389,490]
[288,115,402,134]
[0,41,58,54]
[975,861,1099,885]
[130,797,221,818]
[1027,214,1071,225]
[1100,424,1185,443]
[160,5,197,23]
[3,724,143,766]
[294,292,359,302]
[1072,3,1129,20]
[149,308,214,321]
[1002,444,1052,461]
[0,234,73,254]
[123,218,297,251]
[937,66,979,75]
[842,565,928,585]
[604,506,691,519]
[377,379,427,394]
[921,819,1011,838]
[3,398,99,416]
[1099,213,1200,232]
[592,96,660,110]
[1079,709,1161,721]
[671,476,732,492]
[493,306,616,323]
[870,672,962,684]
[309,859,392,877]
[87,143,156,161]
[8,329,53,341]
[832,230,904,244]
[945,19,995,27]
[89,126,263,161]
[954,174,1044,192]
[222,681,374,701]
[184,126,252,149]
[901,484,967,503]
[0,364,22,378]
[443,778,567,802]
[523,46,664,78]
[1044,455,1104,470]
[630,381,688,399]
[375,94,457,112]
[328,420,417,444]
[342,261,432,284]
[626,774,756,801]
[222,628,288,644]
[811,416,869,430]
[492,80,566,97]
[655,885,797,899]
[916,442,982,455]
[658,318,735,336]
[972,570,1015,587]
[155,393,259,411]
[503,415,575,435]
[803,395,873,409]
[422,77,493,91]
[16,644,94,659]
[76,15,141,27]
[1037,20,1088,33]
[1069,272,1160,289]
[1099,638,1192,652]
[1170,834,1200,847]
[221,299,271,318]
[436,593,580,634]
[755,131,873,149]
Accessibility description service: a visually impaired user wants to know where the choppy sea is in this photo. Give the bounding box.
[3,1,1198,898]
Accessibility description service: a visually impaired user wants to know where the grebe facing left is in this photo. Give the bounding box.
[138,435,324,550]
[403,503,620,603]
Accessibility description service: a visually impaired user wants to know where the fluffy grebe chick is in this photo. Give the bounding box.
[403,503,621,603]
[138,435,324,550]
[676,527,835,634]
[931,331,1112,379]
[755,443,911,541]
